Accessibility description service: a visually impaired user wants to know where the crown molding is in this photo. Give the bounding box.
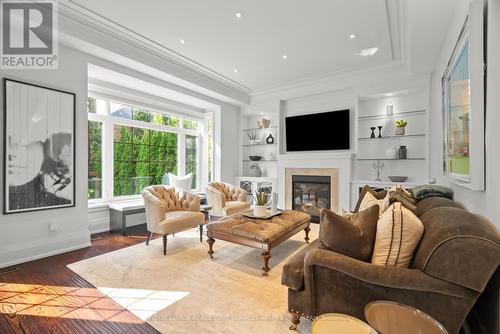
[58,1,253,97]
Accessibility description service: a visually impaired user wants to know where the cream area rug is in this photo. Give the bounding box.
[67,224,319,334]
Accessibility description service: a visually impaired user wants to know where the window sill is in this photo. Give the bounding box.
[88,196,143,212]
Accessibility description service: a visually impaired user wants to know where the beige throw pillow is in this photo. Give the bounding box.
[358,191,390,216]
[371,202,424,267]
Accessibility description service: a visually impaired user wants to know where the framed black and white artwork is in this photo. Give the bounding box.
[3,79,76,214]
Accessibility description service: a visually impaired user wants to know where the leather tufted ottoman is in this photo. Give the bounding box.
[206,210,311,275]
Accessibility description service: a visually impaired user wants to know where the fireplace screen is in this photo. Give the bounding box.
[292,175,330,222]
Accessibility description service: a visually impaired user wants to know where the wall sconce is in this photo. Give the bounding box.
[386,104,394,116]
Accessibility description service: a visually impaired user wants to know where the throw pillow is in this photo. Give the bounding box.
[319,205,379,262]
[389,188,417,214]
[354,186,387,212]
[358,191,390,216]
[371,202,424,267]
[168,173,193,191]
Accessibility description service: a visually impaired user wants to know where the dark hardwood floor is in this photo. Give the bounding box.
[0,225,161,334]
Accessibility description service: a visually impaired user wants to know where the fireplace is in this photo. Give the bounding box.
[292,175,331,222]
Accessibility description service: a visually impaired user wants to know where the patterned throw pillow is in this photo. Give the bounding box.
[358,191,390,216]
[371,202,424,267]
[354,186,387,212]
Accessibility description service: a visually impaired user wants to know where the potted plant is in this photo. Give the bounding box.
[253,191,268,217]
[395,119,408,136]
[247,132,259,145]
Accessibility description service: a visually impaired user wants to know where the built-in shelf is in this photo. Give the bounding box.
[357,157,425,161]
[358,110,426,120]
[358,134,426,140]
[242,159,278,162]
[242,143,277,147]
[242,126,278,132]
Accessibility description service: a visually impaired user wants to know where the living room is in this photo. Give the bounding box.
[0,0,498,333]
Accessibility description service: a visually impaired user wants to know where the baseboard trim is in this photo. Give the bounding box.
[1,231,91,268]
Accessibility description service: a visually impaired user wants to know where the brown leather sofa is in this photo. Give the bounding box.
[281,197,500,333]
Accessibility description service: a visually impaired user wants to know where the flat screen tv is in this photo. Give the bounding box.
[285,109,350,151]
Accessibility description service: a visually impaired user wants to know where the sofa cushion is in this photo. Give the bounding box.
[371,202,424,267]
[415,196,465,217]
[389,188,418,214]
[222,201,250,215]
[354,186,388,213]
[160,211,205,233]
[319,205,379,262]
[281,239,321,291]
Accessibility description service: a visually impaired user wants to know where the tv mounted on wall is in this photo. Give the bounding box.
[285,109,350,152]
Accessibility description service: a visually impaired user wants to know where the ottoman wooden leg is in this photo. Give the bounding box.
[304,226,311,243]
[207,238,215,259]
[289,311,301,330]
[261,251,271,276]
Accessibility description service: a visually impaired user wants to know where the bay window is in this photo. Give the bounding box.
[88,96,203,203]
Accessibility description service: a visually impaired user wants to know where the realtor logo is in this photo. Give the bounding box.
[1,0,58,69]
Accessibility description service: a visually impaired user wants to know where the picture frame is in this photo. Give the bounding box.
[3,78,76,214]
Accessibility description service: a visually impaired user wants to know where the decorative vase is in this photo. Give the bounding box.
[249,164,262,177]
[398,145,408,159]
[253,205,267,217]
[378,126,383,138]
[395,126,406,136]
[257,119,271,129]
[370,127,376,138]
[266,134,274,144]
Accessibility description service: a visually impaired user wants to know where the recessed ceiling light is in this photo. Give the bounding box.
[235,12,243,19]
[233,69,238,73]
[282,54,288,59]
[180,39,185,44]
[349,34,356,39]
[357,47,378,56]
[386,93,394,97]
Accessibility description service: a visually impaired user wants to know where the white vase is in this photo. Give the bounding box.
[253,205,267,217]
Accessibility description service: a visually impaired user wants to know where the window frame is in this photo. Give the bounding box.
[87,96,202,204]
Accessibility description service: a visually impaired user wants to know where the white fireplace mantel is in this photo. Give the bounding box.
[278,152,353,211]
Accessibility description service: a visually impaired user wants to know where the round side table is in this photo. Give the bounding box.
[364,301,448,334]
[311,313,377,334]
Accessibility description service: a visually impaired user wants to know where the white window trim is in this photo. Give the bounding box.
[88,97,203,205]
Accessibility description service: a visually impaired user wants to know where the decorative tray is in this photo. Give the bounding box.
[242,211,282,220]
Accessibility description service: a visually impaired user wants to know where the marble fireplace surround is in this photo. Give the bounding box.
[278,153,352,212]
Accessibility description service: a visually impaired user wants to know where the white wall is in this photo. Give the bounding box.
[219,103,241,183]
[0,45,91,267]
[429,0,499,227]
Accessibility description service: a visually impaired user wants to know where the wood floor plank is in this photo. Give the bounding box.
[0,224,160,334]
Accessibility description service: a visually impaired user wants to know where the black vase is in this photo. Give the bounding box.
[266,134,274,144]
[399,146,407,159]
[378,126,383,138]
[370,127,376,138]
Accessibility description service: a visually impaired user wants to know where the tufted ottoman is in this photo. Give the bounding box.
[206,210,311,275]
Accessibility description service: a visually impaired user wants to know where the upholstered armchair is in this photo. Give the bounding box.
[206,182,250,216]
[141,185,205,254]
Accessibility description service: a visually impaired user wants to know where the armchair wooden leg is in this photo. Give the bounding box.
[199,225,203,243]
[163,235,167,255]
[289,311,301,330]
[304,226,311,244]
[207,238,215,259]
[261,251,271,276]
[146,232,153,246]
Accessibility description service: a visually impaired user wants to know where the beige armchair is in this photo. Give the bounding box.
[141,185,205,255]
[206,182,250,216]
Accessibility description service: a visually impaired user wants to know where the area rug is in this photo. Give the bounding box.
[67,224,319,334]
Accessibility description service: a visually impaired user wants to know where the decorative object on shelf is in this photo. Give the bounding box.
[386,104,394,116]
[395,119,407,136]
[373,160,385,181]
[271,192,278,214]
[370,127,376,138]
[266,134,274,144]
[249,155,262,161]
[377,126,383,138]
[249,164,263,177]
[247,132,259,145]
[385,147,398,159]
[3,79,76,214]
[398,145,408,159]
[253,191,269,217]
[388,176,408,182]
[257,118,271,129]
